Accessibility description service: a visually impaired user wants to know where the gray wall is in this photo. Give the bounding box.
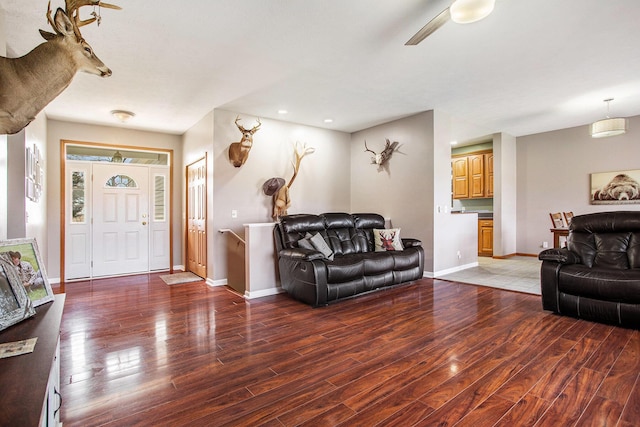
[516,115,640,255]
[46,120,183,280]
[191,109,352,282]
[350,110,479,274]
[351,111,435,268]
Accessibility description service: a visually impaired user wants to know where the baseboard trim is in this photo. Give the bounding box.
[207,278,227,287]
[245,287,284,299]
[424,262,479,278]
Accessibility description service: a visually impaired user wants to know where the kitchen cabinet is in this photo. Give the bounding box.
[452,150,493,199]
[478,219,493,256]
[485,153,494,197]
[452,157,469,199]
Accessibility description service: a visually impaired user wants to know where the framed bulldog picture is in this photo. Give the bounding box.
[590,169,640,205]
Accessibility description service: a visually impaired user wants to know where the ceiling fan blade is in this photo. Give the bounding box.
[405,7,451,45]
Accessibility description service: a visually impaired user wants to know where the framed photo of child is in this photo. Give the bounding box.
[0,238,54,307]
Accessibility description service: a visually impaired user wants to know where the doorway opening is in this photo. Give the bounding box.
[61,140,173,282]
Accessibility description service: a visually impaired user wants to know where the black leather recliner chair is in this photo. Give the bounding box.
[539,211,640,328]
[274,212,424,307]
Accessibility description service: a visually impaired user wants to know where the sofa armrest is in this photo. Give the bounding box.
[538,248,581,265]
[279,248,326,261]
[402,238,422,248]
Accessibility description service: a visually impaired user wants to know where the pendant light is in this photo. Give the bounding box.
[590,98,627,138]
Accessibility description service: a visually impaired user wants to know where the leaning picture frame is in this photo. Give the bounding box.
[0,258,36,332]
[0,238,54,307]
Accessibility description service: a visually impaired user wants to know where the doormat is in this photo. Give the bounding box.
[160,272,203,285]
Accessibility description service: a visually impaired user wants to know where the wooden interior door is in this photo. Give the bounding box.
[186,157,207,278]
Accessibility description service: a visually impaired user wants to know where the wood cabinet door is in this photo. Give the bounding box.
[469,154,485,198]
[452,157,469,199]
[478,220,493,256]
[485,153,494,198]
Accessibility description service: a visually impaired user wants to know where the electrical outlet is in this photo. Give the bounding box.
[456,250,461,259]
[231,210,238,218]
[542,241,549,248]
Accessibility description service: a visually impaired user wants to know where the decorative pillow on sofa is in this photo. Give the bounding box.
[374,228,403,251]
[297,233,315,250]
[310,232,334,260]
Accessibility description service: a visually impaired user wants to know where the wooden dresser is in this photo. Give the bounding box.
[0,294,65,426]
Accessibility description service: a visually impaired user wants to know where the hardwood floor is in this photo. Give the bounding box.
[55,275,639,426]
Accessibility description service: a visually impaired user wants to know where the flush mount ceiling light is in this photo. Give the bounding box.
[111,110,135,123]
[450,0,495,24]
[590,98,628,138]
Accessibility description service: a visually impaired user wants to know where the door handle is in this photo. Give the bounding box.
[142,221,147,225]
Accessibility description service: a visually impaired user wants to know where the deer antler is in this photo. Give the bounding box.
[235,116,261,133]
[364,140,377,156]
[287,142,315,187]
[251,117,262,133]
[47,1,121,40]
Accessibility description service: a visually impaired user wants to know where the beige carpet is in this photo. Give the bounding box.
[160,272,204,285]
[436,256,541,295]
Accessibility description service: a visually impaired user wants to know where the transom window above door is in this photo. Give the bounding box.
[66,145,169,165]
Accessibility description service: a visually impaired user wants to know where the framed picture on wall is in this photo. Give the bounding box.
[590,169,640,204]
[0,239,54,307]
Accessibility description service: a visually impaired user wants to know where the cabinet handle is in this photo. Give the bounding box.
[54,387,62,416]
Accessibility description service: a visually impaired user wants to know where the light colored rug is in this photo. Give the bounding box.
[436,256,541,295]
[160,272,203,285]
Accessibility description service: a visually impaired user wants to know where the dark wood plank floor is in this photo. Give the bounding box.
[55,275,639,427]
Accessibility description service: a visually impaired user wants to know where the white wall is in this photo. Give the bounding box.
[205,109,351,281]
[494,132,517,256]
[516,115,640,255]
[0,7,7,240]
[46,120,183,280]
[24,114,48,250]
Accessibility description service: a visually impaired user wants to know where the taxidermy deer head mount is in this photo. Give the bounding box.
[364,139,400,166]
[263,142,315,219]
[0,0,121,135]
[228,116,262,167]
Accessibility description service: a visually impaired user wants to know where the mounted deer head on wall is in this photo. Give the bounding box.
[364,139,400,167]
[0,0,121,135]
[263,141,315,219]
[228,116,262,167]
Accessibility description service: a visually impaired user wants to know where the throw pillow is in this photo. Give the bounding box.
[310,232,334,260]
[298,233,315,250]
[374,228,403,251]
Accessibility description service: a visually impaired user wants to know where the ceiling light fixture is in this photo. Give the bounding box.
[590,98,627,138]
[324,118,333,123]
[111,150,123,163]
[111,110,135,123]
[450,0,495,24]
[278,109,288,115]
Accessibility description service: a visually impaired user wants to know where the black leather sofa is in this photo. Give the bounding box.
[274,212,424,307]
[538,211,640,328]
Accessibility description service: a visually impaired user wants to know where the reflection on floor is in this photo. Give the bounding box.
[436,255,541,295]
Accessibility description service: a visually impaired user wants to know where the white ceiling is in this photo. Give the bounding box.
[2,0,640,140]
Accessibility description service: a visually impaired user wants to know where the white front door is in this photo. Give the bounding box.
[92,164,150,277]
